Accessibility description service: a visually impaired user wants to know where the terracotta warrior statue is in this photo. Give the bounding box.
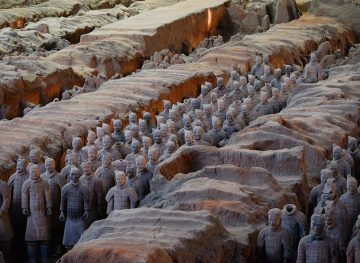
[304,52,323,83]
[60,167,90,250]
[198,85,210,106]
[80,161,104,225]
[257,208,293,262]
[230,81,242,102]
[98,135,122,161]
[82,129,98,155]
[95,153,115,195]
[95,126,104,150]
[324,205,347,261]
[147,148,160,176]
[222,110,239,139]
[347,136,360,181]
[41,157,66,253]
[347,215,360,263]
[268,88,282,114]
[202,104,213,132]
[112,119,125,143]
[159,141,176,162]
[136,155,153,197]
[125,112,138,131]
[27,146,45,174]
[214,99,226,124]
[141,136,152,160]
[214,77,226,98]
[22,164,52,263]
[331,144,352,178]
[61,151,80,182]
[251,92,272,120]
[251,56,265,77]
[150,129,166,156]
[271,68,283,90]
[8,155,29,253]
[143,111,156,133]
[125,164,146,203]
[160,100,172,121]
[281,204,308,262]
[327,160,346,197]
[308,168,331,215]
[225,71,240,92]
[0,178,14,261]
[71,137,87,165]
[106,171,138,214]
[297,213,337,263]
[340,175,360,231]
[193,126,211,146]
[207,116,227,147]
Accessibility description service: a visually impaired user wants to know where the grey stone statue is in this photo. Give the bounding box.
[239,76,248,99]
[59,167,90,250]
[230,81,242,102]
[125,139,145,166]
[125,112,138,131]
[139,119,152,141]
[22,164,52,263]
[202,104,213,132]
[27,146,45,174]
[80,161,104,225]
[324,205,346,261]
[281,204,308,262]
[322,178,349,240]
[147,148,160,176]
[183,130,195,147]
[222,110,239,139]
[87,145,101,171]
[297,213,337,263]
[251,92,272,120]
[177,114,192,146]
[225,71,240,92]
[136,155,153,197]
[143,111,156,133]
[214,99,226,124]
[71,137,87,165]
[160,123,169,144]
[285,64,292,78]
[160,100,172,121]
[141,136,152,160]
[61,151,80,182]
[327,160,346,197]
[95,153,115,195]
[8,155,29,253]
[251,56,264,77]
[193,126,211,146]
[347,136,360,181]
[169,107,183,131]
[159,141,176,162]
[82,129,98,155]
[268,88,282,114]
[95,126,104,150]
[207,116,227,147]
[125,164,146,203]
[98,135,122,161]
[123,130,134,156]
[257,208,293,262]
[347,215,360,263]
[214,77,226,98]
[308,168,331,215]
[168,134,180,150]
[106,171,138,214]
[112,119,125,143]
[150,129,166,156]
[261,65,274,84]
[0,179,14,261]
[332,144,352,178]
[304,53,323,83]
[41,157,66,253]
[198,85,210,106]
[271,68,283,90]
[340,175,360,231]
